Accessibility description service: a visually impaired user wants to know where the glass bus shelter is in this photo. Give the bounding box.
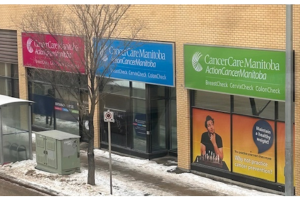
[0,95,33,165]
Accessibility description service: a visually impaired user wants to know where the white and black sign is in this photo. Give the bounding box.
[104,110,115,122]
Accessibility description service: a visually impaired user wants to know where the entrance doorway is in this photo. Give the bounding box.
[100,81,177,157]
[148,85,177,154]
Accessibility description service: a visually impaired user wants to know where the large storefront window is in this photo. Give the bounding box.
[192,91,231,171]
[132,98,146,151]
[184,43,290,190]
[170,98,177,150]
[104,94,130,147]
[28,69,87,136]
[233,96,274,118]
[30,82,83,135]
[54,86,82,135]
[96,39,175,158]
[102,80,130,147]
[30,82,55,130]
[101,79,176,157]
[132,82,146,151]
[193,91,230,112]
[0,63,19,97]
[191,90,294,187]
[150,85,166,151]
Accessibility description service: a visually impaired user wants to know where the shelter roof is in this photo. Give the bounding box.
[0,95,33,107]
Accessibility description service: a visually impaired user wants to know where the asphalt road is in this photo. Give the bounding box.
[0,177,47,196]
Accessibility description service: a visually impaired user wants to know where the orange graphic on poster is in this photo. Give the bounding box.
[192,108,231,171]
[232,115,275,182]
[276,122,295,184]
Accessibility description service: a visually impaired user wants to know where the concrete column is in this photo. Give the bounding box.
[17,30,28,100]
[176,42,191,171]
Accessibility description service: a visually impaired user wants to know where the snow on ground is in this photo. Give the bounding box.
[0,134,281,196]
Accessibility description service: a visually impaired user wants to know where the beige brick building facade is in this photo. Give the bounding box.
[0,4,299,194]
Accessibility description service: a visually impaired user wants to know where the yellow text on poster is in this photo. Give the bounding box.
[232,115,275,182]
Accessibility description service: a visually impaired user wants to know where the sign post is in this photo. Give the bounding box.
[104,110,114,195]
[285,5,294,196]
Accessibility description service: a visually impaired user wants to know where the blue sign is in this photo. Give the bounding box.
[95,39,175,87]
[252,120,274,154]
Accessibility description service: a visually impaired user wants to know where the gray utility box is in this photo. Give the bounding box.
[35,130,81,175]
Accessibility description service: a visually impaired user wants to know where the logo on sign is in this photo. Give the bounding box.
[100,45,108,62]
[104,110,114,122]
[192,52,203,72]
[27,38,34,53]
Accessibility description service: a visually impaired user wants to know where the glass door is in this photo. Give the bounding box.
[148,85,167,152]
[148,85,177,153]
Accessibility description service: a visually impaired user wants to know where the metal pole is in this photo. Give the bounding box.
[28,103,33,160]
[108,121,112,195]
[285,4,294,196]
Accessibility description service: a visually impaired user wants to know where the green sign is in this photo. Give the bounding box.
[184,45,286,101]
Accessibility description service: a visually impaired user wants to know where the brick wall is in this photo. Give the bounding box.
[1,4,299,194]
[129,4,299,194]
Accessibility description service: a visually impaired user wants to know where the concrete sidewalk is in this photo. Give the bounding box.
[78,142,282,196]
[0,141,283,196]
[79,142,224,196]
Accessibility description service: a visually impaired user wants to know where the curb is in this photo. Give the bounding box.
[0,172,65,196]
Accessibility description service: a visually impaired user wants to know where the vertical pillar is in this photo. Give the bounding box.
[177,43,191,171]
[17,31,28,100]
[285,4,294,196]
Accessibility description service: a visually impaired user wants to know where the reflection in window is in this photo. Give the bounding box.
[0,63,19,97]
[30,82,54,130]
[55,86,80,135]
[132,98,146,152]
[150,84,165,99]
[194,90,230,112]
[0,63,12,77]
[12,64,19,78]
[132,81,145,99]
[278,101,295,123]
[234,96,274,119]
[102,94,129,146]
[104,79,130,96]
[0,77,11,96]
[151,99,166,151]
[170,99,177,150]
[30,82,82,135]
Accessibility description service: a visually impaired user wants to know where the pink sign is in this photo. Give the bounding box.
[22,32,85,73]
